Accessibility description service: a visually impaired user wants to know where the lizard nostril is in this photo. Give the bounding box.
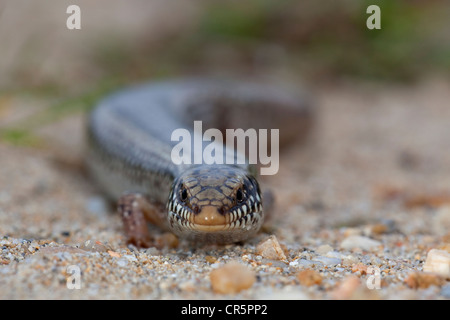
[192,205,200,215]
[217,206,226,215]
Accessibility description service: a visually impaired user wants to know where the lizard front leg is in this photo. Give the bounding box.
[117,193,167,248]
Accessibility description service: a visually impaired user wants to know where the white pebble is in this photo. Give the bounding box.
[289,260,299,267]
[316,244,333,255]
[116,258,129,267]
[423,249,450,278]
[124,254,138,262]
[313,256,342,266]
[340,235,381,251]
[297,259,318,267]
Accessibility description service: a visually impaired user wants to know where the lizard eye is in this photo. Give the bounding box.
[236,187,244,203]
[180,185,188,202]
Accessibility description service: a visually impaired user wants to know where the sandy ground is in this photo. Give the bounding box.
[0,78,449,300]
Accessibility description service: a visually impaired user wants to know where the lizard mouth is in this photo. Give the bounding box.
[167,202,263,233]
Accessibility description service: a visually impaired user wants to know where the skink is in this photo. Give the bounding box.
[87,79,311,247]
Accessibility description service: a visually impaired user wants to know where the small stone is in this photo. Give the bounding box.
[423,249,450,278]
[116,258,129,267]
[78,240,111,252]
[37,245,88,256]
[209,261,256,294]
[342,255,359,266]
[325,250,344,259]
[369,223,387,235]
[312,256,341,266]
[331,275,380,300]
[369,219,396,235]
[340,235,381,251]
[179,280,196,292]
[256,235,288,261]
[144,247,159,256]
[343,228,361,237]
[316,244,333,255]
[330,276,360,300]
[124,254,138,262]
[404,272,446,289]
[297,259,318,267]
[351,263,368,275]
[297,269,323,286]
[0,259,9,265]
[289,260,298,266]
[205,256,217,264]
[107,250,121,258]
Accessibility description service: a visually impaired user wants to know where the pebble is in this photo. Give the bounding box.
[289,260,298,267]
[330,275,380,300]
[205,255,217,263]
[340,235,381,251]
[351,263,368,275]
[423,249,450,278]
[404,272,446,289]
[312,256,341,266]
[256,235,288,261]
[330,276,359,300]
[367,219,397,236]
[341,254,359,266]
[144,247,160,256]
[116,258,129,267]
[325,250,344,259]
[179,280,196,292]
[27,242,40,253]
[36,245,88,256]
[78,240,111,253]
[297,259,319,267]
[209,261,256,294]
[124,254,138,262]
[108,250,121,258]
[297,269,323,286]
[316,244,333,255]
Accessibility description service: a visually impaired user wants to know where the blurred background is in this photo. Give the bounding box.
[0,0,449,150]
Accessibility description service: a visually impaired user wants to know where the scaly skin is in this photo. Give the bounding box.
[87,79,312,247]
